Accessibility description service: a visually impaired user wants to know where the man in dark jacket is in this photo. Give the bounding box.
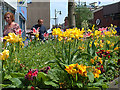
[31,19,47,41]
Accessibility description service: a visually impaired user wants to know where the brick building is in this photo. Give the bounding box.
[93,2,120,27]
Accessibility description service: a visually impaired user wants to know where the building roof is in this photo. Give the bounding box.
[93,7,103,13]
[103,1,120,15]
[93,1,120,15]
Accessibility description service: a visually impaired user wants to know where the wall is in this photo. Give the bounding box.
[27,2,50,30]
[93,5,120,27]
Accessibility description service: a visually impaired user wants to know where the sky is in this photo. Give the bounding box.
[50,0,120,28]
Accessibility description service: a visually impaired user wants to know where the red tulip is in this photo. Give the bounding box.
[108,55,110,59]
[31,86,35,90]
[101,65,103,68]
[33,27,39,34]
[97,67,100,70]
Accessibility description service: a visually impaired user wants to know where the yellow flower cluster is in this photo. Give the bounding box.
[52,28,85,41]
[94,30,101,36]
[52,24,117,42]
[90,59,94,64]
[35,34,39,38]
[93,68,101,78]
[4,33,22,43]
[104,24,117,37]
[114,47,119,51]
[65,63,87,77]
[89,39,104,48]
[89,39,116,49]
[65,63,101,78]
[87,66,101,78]
[78,44,85,51]
[0,50,9,60]
[3,33,24,47]
[90,56,103,64]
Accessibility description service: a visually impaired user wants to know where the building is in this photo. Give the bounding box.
[93,2,120,27]
[17,0,27,38]
[27,1,50,30]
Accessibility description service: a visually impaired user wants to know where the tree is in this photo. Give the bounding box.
[75,5,92,29]
[68,0,76,28]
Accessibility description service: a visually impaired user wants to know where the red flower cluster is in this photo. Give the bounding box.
[40,66,51,74]
[96,50,111,59]
[25,69,38,80]
[97,65,105,74]
[31,86,35,90]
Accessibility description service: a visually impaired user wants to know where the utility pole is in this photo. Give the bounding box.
[55,9,57,26]
[68,0,76,28]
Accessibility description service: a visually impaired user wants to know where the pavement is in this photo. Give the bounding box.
[107,77,120,90]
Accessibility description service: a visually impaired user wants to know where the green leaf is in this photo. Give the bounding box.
[10,72,25,78]
[87,40,90,54]
[113,41,120,49]
[110,66,115,70]
[87,72,94,83]
[81,53,93,58]
[92,41,96,56]
[71,49,80,62]
[37,72,50,82]
[47,69,59,82]
[44,81,58,87]
[4,74,12,80]
[9,78,22,87]
[102,84,108,88]
[76,83,83,88]
[0,84,16,88]
[45,60,56,64]
[0,84,10,87]
[55,53,64,63]
[63,44,68,63]
[92,79,104,86]
[106,43,109,50]
[56,60,66,71]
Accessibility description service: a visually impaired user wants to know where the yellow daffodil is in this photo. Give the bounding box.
[114,47,119,50]
[87,29,92,32]
[107,40,110,44]
[99,60,102,64]
[94,56,98,60]
[0,50,9,60]
[90,59,94,64]
[93,69,101,78]
[111,24,113,27]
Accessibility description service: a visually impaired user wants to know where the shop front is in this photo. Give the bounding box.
[17,6,27,38]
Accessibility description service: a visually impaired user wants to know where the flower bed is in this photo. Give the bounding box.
[0,24,120,89]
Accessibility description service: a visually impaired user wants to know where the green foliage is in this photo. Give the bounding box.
[75,6,92,28]
[87,72,94,83]
[1,32,119,89]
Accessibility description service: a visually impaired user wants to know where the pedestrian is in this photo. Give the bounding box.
[31,19,47,42]
[3,12,21,37]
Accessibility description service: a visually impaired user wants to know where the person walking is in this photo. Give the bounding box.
[31,19,47,41]
[3,12,21,37]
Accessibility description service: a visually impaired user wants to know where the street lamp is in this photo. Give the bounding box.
[54,9,61,26]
